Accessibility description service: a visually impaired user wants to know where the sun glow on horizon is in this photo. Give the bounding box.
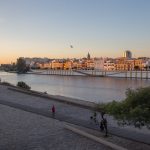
[0,0,150,64]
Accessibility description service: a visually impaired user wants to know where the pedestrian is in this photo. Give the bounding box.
[93,112,97,123]
[100,120,104,131]
[103,117,108,136]
[100,112,108,137]
[51,105,55,117]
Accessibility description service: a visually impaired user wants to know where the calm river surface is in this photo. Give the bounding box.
[0,71,150,103]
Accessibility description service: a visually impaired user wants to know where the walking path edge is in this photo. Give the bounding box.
[64,123,128,150]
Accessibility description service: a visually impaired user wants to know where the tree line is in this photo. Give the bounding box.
[0,58,29,73]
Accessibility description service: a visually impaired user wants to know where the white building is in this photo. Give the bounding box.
[94,58,104,70]
[143,59,150,70]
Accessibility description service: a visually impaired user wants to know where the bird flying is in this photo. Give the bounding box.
[70,45,73,48]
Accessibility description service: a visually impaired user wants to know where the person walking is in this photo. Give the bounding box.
[100,120,104,131]
[100,112,108,137]
[51,105,55,117]
[93,112,97,123]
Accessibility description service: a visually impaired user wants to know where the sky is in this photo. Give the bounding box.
[0,0,150,63]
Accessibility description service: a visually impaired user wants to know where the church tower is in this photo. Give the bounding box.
[87,52,91,60]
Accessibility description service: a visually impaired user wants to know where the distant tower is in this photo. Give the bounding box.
[87,52,91,60]
[123,50,132,59]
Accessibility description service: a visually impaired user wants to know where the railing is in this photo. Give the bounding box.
[29,69,150,79]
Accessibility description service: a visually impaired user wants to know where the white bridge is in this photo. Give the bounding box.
[28,69,150,79]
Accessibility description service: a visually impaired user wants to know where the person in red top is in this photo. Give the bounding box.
[51,105,55,117]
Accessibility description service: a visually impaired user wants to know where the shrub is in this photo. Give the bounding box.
[17,81,31,90]
[96,87,150,129]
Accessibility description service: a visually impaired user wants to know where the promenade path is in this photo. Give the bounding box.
[0,104,112,150]
[0,85,150,146]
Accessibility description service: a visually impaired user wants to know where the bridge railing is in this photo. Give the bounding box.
[30,69,150,79]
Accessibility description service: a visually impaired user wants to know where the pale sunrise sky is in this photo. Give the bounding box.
[0,0,150,63]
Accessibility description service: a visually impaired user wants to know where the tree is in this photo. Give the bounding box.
[16,58,29,73]
[96,87,150,129]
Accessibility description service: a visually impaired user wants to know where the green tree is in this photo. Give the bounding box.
[96,87,150,129]
[16,58,29,73]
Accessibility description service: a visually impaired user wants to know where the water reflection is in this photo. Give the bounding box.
[0,71,150,103]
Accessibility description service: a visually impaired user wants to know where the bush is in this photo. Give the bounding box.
[96,87,150,129]
[17,81,31,90]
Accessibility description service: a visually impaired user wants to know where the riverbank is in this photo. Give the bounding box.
[0,84,150,146]
[7,85,96,110]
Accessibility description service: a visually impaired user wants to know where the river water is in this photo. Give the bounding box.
[0,71,150,103]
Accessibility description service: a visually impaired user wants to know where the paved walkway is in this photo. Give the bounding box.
[0,104,111,150]
[0,85,150,145]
